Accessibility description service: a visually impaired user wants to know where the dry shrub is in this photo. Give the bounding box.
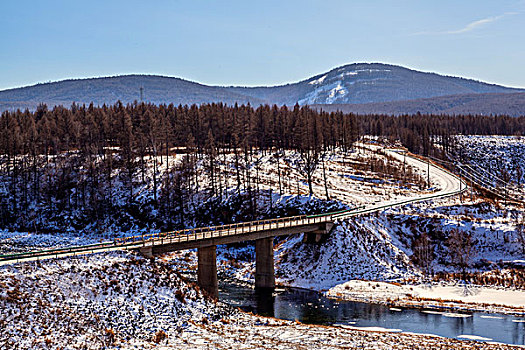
[105,328,116,345]
[152,330,168,344]
[175,289,186,303]
[434,269,525,289]
[44,337,52,347]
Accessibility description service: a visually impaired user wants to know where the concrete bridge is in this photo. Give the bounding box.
[0,213,340,299]
[134,214,336,298]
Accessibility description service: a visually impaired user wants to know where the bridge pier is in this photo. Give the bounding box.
[197,246,218,299]
[255,237,275,290]
[134,220,335,299]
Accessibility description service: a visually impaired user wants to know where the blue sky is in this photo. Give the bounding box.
[1,0,525,90]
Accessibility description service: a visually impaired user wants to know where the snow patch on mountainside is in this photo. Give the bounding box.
[309,75,328,85]
[299,67,396,104]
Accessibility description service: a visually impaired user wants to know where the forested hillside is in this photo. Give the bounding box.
[0,75,267,112]
[314,92,525,117]
[0,103,358,232]
[2,102,525,234]
[229,63,522,105]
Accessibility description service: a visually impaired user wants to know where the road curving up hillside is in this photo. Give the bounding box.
[334,146,465,221]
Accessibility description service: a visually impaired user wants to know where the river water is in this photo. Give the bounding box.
[219,282,525,346]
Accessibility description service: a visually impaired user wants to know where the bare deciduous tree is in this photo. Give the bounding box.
[411,233,433,276]
[516,218,525,254]
[447,227,477,279]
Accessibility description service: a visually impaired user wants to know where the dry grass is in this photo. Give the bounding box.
[434,269,525,289]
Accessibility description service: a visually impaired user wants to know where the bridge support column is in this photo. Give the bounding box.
[255,237,275,290]
[197,246,218,299]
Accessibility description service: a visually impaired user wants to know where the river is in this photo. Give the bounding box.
[219,281,525,346]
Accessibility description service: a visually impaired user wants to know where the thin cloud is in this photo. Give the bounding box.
[414,12,518,35]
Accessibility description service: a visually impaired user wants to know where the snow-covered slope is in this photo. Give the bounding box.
[1,252,514,349]
[0,251,232,348]
[228,63,522,106]
[276,218,420,290]
[454,135,525,196]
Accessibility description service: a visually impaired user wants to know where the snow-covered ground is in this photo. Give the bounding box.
[0,253,519,350]
[328,280,525,315]
[0,251,232,349]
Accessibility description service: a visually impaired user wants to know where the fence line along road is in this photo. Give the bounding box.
[0,149,467,265]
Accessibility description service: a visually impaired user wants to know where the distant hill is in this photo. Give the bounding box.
[312,92,525,117]
[227,63,523,105]
[1,63,523,113]
[0,75,267,112]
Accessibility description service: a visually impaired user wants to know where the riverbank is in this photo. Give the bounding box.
[161,313,523,350]
[327,280,525,315]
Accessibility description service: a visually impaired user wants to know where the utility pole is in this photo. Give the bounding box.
[504,181,507,205]
[427,158,430,189]
[403,151,406,183]
[140,86,144,102]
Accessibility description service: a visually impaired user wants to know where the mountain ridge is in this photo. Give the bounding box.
[1,63,524,113]
[224,63,524,106]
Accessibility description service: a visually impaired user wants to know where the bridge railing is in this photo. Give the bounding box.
[0,241,116,262]
[108,208,359,248]
[0,205,372,263]
[111,213,335,247]
[334,187,467,220]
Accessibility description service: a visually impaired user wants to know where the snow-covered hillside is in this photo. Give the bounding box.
[3,252,518,349]
[0,145,428,236]
[455,135,525,191]
[0,251,231,348]
[0,254,509,350]
[3,141,523,289]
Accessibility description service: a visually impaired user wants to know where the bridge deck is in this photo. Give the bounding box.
[0,213,339,265]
